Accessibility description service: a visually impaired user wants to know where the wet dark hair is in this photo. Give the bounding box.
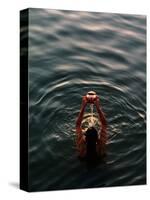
[85,127,98,160]
[85,127,98,142]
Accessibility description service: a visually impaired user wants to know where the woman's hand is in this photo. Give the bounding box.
[81,93,100,106]
[86,94,97,104]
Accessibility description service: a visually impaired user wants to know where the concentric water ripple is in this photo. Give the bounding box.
[26,8,146,191]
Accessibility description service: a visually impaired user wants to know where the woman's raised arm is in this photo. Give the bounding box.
[94,97,107,156]
[76,96,87,134]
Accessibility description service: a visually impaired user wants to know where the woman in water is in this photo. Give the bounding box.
[76,93,107,161]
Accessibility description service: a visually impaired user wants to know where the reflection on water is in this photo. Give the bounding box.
[25,8,146,191]
[82,105,100,132]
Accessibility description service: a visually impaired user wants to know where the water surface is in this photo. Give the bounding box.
[27,8,146,191]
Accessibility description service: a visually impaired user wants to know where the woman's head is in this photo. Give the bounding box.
[85,127,98,143]
[85,126,98,162]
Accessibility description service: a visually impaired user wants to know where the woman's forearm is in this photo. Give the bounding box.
[76,103,86,128]
[96,105,107,129]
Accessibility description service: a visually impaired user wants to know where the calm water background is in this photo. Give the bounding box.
[27,8,146,191]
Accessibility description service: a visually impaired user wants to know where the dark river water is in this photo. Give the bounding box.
[27,8,146,191]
